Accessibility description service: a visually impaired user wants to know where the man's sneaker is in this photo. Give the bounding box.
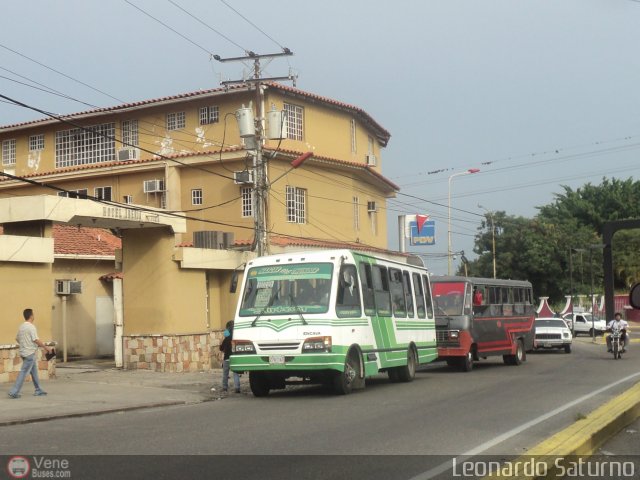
[607,349,612,353]
[34,390,47,396]
[8,392,21,399]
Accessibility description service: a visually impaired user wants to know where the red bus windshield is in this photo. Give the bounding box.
[432,282,467,316]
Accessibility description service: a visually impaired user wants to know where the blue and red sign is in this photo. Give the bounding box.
[409,214,435,246]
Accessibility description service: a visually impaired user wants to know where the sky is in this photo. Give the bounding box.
[2,0,640,274]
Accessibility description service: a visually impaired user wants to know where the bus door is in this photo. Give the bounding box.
[360,262,395,365]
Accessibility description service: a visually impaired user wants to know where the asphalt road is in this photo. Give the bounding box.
[2,340,639,479]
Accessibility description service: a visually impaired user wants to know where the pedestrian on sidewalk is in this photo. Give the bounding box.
[8,308,54,399]
[220,321,240,393]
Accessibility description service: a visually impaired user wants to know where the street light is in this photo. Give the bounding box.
[478,204,496,278]
[448,168,480,274]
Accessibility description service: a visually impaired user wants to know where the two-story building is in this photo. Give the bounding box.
[0,82,399,378]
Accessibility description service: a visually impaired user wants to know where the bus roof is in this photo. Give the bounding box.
[245,249,428,271]
[430,275,532,288]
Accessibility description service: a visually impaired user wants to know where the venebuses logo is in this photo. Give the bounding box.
[7,456,30,479]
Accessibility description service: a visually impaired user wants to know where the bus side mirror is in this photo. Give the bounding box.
[230,271,238,294]
[630,282,640,309]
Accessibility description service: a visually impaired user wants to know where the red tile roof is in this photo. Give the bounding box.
[53,224,121,257]
[99,272,123,281]
[0,83,390,144]
[233,235,407,257]
[267,148,399,191]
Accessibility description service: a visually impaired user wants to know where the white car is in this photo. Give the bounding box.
[534,317,573,353]
[562,312,607,336]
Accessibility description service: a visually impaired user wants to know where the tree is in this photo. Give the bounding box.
[465,177,640,302]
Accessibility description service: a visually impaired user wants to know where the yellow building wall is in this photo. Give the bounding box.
[1,92,250,178]
[206,270,241,332]
[267,160,388,248]
[121,227,206,335]
[0,263,53,345]
[263,91,382,167]
[51,259,114,358]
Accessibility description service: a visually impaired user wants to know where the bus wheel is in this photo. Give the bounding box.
[503,340,524,366]
[334,350,360,395]
[249,372,271,397]
[459,349,474,372]
[396,347,417,382]
[388,368,400,382]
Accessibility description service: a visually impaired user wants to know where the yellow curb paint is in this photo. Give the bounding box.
[483,381,640,480]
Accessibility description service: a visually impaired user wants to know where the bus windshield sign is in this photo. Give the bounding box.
[239,263,333,316]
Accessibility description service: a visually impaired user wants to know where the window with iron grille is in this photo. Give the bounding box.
[2,139,16,166]
[192,188,203,205]
[241,187,253,217]
[166,112,186,131]
[286,185,306,223]
[55,123,116,168]
[353,196,360,231]
[29,134,45,152]
[95,186,112,201]
[284,103,304,141]
[122,120,139,147]
[199,106,219,125]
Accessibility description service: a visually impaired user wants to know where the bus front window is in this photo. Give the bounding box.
[432,282,467,316]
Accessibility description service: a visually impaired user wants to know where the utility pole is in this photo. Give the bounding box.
[215,50,295,256]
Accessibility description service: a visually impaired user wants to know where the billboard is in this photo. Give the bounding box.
[409,214,435,246]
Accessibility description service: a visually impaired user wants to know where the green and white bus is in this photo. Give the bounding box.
[229,249,437,396]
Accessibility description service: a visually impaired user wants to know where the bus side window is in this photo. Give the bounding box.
[403,271,415,318]
[336,264,362,318]
[422,275,434,318]
[464,283,472,315]
[413,273,426,319]
[373,265,392,317]
[389,268,407,317]
[359,263,376,316]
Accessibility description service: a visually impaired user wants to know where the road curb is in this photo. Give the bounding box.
[0,400,204,427]
[484,381,640,479]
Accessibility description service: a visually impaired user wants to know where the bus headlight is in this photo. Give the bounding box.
[232,340,256,354]
[449,330,460,339]
[302,336,332,352]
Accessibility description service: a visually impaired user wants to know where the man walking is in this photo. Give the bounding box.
[8,309,53,398]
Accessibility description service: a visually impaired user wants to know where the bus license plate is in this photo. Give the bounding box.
[269,355,285,365]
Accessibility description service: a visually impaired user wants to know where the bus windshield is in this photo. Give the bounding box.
[239,263,333,316]
[432,282,467,316]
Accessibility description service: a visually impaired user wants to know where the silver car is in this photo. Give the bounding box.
[534,317,573,353]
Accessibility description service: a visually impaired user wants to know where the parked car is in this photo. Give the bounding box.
[534,317,573,353]
[562,312,607,336]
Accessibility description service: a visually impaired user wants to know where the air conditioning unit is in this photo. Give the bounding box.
[117,148,139,161]
[143,179,165,193]
[367,201,377,213]
[233,170,254,185]
[56,280,82,295]
[365,154,377,166]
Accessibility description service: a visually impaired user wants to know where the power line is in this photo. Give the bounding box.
[0,42,120,103]
[124,0,215,57]
[220,0,287,51]
[167,0,249,54]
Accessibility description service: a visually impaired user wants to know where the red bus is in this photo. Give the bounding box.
[431,276,535,371]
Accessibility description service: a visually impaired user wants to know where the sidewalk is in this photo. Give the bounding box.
[0,360,247,426]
